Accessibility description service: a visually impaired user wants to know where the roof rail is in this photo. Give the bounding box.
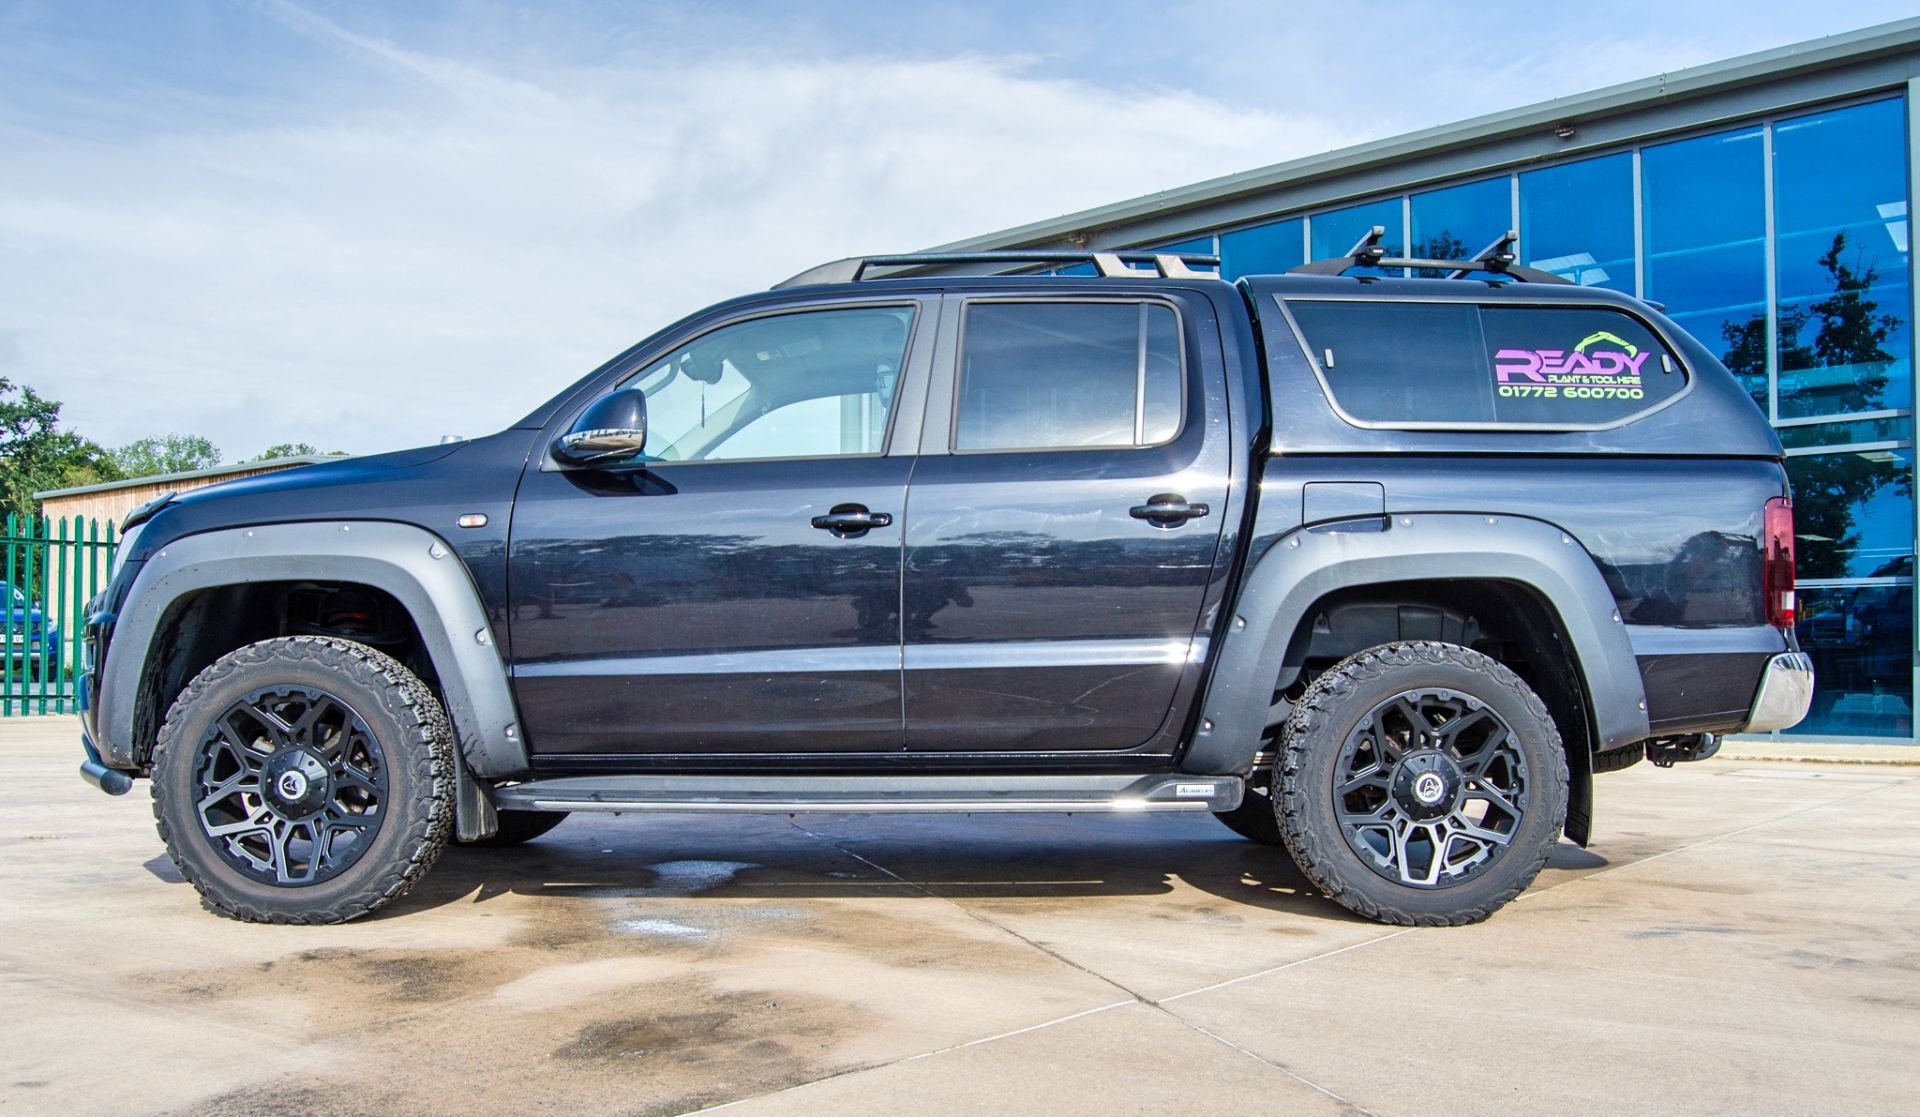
[1287,227,1572,285]
[773,251,1222,289]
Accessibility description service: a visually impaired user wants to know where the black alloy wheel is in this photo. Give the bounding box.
[1331,688,1528,888]
[191,687,389,886]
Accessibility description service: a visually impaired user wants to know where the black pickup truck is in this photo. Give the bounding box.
[75,234,1812,927]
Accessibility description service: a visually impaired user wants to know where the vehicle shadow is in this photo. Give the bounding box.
[376,817,1611,925]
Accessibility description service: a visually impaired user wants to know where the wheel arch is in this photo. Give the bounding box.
[99,521,529,780]
[1184,513,1650,843]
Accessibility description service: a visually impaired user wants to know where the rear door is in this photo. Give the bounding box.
[901,293,1233,753]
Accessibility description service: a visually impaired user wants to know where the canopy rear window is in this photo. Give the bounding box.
[1281,298,1688,429]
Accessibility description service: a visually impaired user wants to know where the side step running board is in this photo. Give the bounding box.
[492,773,1243,815]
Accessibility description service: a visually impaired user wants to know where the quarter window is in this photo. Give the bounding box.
[1285,299,1687,427]
[954,301,1184,451]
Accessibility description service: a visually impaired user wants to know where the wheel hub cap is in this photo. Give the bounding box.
[265,749,330,817]
[1394,752,1462,820]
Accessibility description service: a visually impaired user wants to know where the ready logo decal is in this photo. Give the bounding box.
[1494,331,1649,401]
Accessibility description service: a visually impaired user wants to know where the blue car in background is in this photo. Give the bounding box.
[2,580,60,677]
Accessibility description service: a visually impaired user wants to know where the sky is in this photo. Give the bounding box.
[2,0,1915,460]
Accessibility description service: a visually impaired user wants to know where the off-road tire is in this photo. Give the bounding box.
[1213,790,1285,845]
[458,809,569,847]
[151,636,453,924]
[1274,641,1568,927]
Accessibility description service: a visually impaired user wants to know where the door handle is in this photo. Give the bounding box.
[811,504,893,536]
[1130,493,1210,527]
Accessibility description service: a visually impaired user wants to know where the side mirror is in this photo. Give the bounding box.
[552,389,649,467]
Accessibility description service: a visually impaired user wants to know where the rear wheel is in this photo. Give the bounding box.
[151,636,452,924]
[1275,641,1567,926]
[458,809,569,847]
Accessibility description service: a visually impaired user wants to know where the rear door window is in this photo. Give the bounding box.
[1282,298,1688,428]
[954,301,1184,451]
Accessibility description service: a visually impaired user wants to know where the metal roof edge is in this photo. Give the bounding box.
[32,456,341,501]
[927,17,1920,253]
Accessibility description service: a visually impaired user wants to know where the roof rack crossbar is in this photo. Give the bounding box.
[774,251,1221,289]
[1287,226,1572,285]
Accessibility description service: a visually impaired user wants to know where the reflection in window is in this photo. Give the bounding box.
[1519,153,1635,292]
[1310,198,1402,274]
[1792,583,1913,738]
[1785,448,1916,579]
[625,306,912,462]
[1643,128,1768,413]
[1220,218,1304,279]
[955,302,1183,451]
[1773,98,1913,420]
[1410,177,1510,276]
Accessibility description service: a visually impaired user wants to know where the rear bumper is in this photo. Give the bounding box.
[1742,652,1815,733]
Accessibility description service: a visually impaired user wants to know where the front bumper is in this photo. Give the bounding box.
[1742,652,1815,733]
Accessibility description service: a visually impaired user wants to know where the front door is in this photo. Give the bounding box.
[508,300,929,759]
[902,295,1231,753]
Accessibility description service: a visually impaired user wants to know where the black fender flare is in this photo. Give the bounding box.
[97,521,530,780]
[1182,512,1649,775]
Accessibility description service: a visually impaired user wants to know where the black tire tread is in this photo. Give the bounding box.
[1274,640,1569,928]
[150,636,453,925]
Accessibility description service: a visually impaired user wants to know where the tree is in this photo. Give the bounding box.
[0,377,123,523]
[1724,232,1910,579]
[249,442,347,461]
[110,434,221,478]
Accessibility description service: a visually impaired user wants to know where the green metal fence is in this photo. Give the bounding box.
[3,514,118,716]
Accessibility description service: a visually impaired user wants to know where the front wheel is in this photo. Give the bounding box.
[1275,641,1568,926]
[151,636,453,924]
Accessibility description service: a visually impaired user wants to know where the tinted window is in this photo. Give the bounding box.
[1773,98,1913,420]
[1643,127,1768,412]
[1286,299,1686,427]
[955,302,1183,451]
[1520,153,1634,293]
[1410,177,1510,276]
[621,306,912,462]
[1287,301,1492,422]
[1480,306,1686,423]
[1221,218,1304,279]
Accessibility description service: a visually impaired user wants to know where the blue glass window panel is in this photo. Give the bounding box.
[1311,199,1403,275]
[1643,127,1769,412]
[1519,153,1635,293]
[1791,583,1913,738]
[1145,236,1215,255]
[1773,98,1913,419]
[1220,218,1304,279]
[1410,177,1510,268]
[1054,262,1097,277]
[1785,447,1915,580]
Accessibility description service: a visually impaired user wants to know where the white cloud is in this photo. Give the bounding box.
[0,5,1348,457]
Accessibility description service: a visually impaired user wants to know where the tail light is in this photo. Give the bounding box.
[1763,496,1795,629]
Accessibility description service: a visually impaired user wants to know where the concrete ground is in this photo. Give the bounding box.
[3,716,1917,1117]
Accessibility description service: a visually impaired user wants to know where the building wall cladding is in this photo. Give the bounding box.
[943,24,1920,741]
